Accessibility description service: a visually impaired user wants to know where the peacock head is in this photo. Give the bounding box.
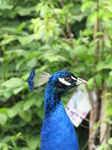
[48,70,88,95]
[28,68,88,95]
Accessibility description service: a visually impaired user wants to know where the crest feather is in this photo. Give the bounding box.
[33,71,50,87]
[28,68,50,91]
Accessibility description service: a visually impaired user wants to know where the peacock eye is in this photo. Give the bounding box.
[65,76,71,82]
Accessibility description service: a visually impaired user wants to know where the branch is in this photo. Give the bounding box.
[51,7,67,39]
[94,0,99,65]
[100,124,109,144]
[86,86,94,108]
[65,13,74,48]
[60,0,74,48]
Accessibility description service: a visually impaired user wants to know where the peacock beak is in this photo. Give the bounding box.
[76,78,88,85]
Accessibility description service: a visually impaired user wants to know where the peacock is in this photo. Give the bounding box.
[28,68,88,150]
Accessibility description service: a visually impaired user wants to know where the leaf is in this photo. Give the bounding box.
[74,45,88,59]
[18,35,35,45]
[27,137,40,150]
[0,5,13,10]
[81,1,94,12]
[17,36,30,45]
[27,58,37,68]
[15,22,26,33]
[96,144,108,150]
[93,122,99,130]
[95,74,102,89]
[4,89,13,99]
[106,118,112,124]
[87,12,98,24]
[13,86,24,95]
[7,101,24,118]
[2,136,10,143]
[2,78,24,88]
[21,148,31,150]
[35,97,43,108]
[0,36,17,46]
[18,6,36,16]
[23,95,37,111]
[105,39,111,48]
[88,77,94,90]
[7,109,17,118]
[108,138,112,145]
[34,106,44,120]
[19,111,31,122]
[96,61,112,71]
[0,114,7,125]
[0,108,8,114]
[104,93,112,97]
[107,76,112,87]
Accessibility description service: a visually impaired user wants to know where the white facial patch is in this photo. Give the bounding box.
[71,76,77,81]
[58,78,71,86]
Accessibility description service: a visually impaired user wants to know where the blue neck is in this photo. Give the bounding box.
[41,83,79,150]
[44,83,62,115]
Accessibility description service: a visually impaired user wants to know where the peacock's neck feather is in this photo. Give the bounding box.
[44,83,62,115]
[41,82,79,150]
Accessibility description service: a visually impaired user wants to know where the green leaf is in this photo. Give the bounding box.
[19,111,31,122]
[74,45,88,59]
[81,1,94,12]
[27,58,37,68]
[96,61,112,71]
[7,109,17,118]
[2,136,10,143]
[4,89,13,99]
[95,74,102,89]
[93,122,99,130]
[88,77,94,90]
[96,144,108,150]
[105,39,111,48]
[27,137,40,150]
[0,36,17,46]
[35,97,43,108]
[13,86,24,95]
[34,106,44,120]
[0,5,13,10]
[108,138,112,145]
[23,95,37,111]
[7,101,24,118]
[15,22,26,33]
[0,108,8,114]
[18,6,36,16]
[21,148,31,150]
[107,76,112,87]
[48,55,67,62]
[17,35,35,45]
[2,78,24,88]
[106,118,112,124]
[0,114,7,125]
[104,93,112,97]
[87,12,98,24]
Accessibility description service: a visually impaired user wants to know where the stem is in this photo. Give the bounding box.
[60,0,74,48]
[94,0,99,65]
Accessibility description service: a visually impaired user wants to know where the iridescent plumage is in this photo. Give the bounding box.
[28,68,88,150]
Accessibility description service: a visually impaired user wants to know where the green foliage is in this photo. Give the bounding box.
[0,0,112,149]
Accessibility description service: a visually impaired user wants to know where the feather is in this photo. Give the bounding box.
[28,68,50,91]
[33,71,50,87]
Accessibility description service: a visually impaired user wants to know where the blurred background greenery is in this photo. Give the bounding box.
[0,0,112,150]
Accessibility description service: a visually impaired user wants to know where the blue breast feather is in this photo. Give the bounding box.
[40,103,79,150]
